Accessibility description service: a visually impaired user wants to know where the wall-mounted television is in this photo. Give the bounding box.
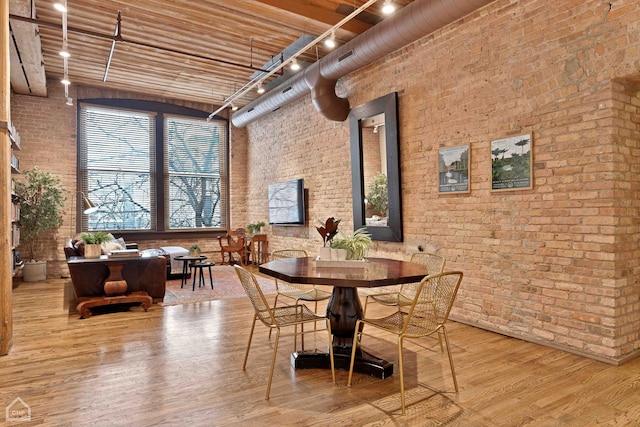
[268,178,305,226]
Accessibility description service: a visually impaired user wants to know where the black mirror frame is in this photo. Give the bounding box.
[349,92,403,242]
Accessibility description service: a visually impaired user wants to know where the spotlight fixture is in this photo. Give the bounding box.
[61,76,71,85]
[53,2,67,13]
[382,0,395,14]
[230,103,238,111]
[59,40,70,58]
[324,30,336,49]
[66,97,74,106]
[290,58,301,71]
[257,83,265,94]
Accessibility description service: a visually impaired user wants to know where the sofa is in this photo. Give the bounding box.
[63,237,176,278]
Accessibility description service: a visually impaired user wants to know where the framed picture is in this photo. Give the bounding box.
[438,145,470,193]
[491,133,533,191]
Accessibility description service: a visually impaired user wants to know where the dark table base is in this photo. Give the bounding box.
[291,346,393,379]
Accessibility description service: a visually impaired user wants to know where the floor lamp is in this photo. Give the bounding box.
[68,191,98,239]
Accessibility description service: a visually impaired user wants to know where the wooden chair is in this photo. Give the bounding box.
[234,265,335,400]
[217,228,247,266]
[348,271,463,415]
[249,234,269,265]
[364,252,445,315]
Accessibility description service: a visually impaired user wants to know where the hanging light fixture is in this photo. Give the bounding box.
[59,40,70,58]
[324,30,336,49]
[257,83,265,94]
[230,102,238,111]
[382,0,396,14]
[53,2,67,12]
[290,58,301,71]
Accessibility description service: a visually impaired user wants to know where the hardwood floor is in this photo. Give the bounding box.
[2,275,640,426]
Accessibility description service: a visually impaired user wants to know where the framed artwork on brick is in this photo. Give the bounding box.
[438,145,470,193]
[491,133,533,191]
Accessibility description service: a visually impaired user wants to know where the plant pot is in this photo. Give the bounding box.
[84,244,102,259]
[23,260,47,282]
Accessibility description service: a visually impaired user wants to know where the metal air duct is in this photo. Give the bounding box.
[231,0,494,127]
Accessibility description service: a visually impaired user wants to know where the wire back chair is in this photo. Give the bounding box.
[234,265,335,400]
[347,271,463,415]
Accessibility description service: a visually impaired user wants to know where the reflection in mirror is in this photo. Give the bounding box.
[360,113,388,227]
[349,92,402,242]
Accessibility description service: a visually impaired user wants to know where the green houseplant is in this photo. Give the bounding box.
[246,221,266,235]
[14,168,67,281]
[78,231,112,259]
[189,244,202,256]
[330,227,373,260]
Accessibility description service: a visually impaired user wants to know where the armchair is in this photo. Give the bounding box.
[217,228,247,266]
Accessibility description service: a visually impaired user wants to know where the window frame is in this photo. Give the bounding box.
[76,98,230,239]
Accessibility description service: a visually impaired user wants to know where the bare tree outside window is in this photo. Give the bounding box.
[79,104,226,232]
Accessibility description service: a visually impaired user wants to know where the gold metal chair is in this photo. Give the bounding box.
[234,265,336,400]
[364,252,445,315]
[271,249,332,311]
[347,271,463,415]
[269,249,333,349]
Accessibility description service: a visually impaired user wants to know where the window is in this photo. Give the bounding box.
[78,100,229,234]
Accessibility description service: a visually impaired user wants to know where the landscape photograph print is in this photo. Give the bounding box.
[491,133,532,191]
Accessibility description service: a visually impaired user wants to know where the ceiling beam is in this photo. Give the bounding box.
[254,0,372,36]
[9,0,47,97]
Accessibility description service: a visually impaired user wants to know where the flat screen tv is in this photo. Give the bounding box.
[268,178,305,225]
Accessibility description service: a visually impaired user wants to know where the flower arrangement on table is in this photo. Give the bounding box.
[316,217,373,265]
[316,217,341,247]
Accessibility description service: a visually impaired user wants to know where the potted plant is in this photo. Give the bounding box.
[246,221,266,235]
[330,227,373,260]
[189,244,202,256]
[78,231,112,258]
[14,168,67,281]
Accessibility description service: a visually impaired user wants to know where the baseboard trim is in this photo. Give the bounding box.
[449,315,640,366]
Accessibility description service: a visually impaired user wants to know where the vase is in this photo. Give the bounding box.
[23,260,47,282]
[318,247,332,260]
[332,248,348,261]
[84,244,101,259]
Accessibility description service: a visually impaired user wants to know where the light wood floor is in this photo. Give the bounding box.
[2,274,640,426]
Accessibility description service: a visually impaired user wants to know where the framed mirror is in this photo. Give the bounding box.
[349,92,402,242]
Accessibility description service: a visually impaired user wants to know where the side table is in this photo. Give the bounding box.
[174,255,207,288]
[190,261,215,291]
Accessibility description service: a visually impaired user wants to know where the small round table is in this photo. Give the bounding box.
[190,261,215,291]
[174,255,207,288]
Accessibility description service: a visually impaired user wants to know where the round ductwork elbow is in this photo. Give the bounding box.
[304,66,350,122]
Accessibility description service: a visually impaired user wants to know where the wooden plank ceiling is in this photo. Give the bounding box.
[9,0,414,111]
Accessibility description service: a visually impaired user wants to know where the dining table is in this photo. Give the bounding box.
[259,256,428,378]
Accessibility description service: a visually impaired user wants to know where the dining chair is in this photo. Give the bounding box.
[270,249,332,349]
[217,228,247,266]
[234,265,335,400]
[363,252,445,315]
[347,271,463,415]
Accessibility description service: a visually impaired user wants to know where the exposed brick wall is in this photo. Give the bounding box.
[241,0,640,363]
[8,0,640,363]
